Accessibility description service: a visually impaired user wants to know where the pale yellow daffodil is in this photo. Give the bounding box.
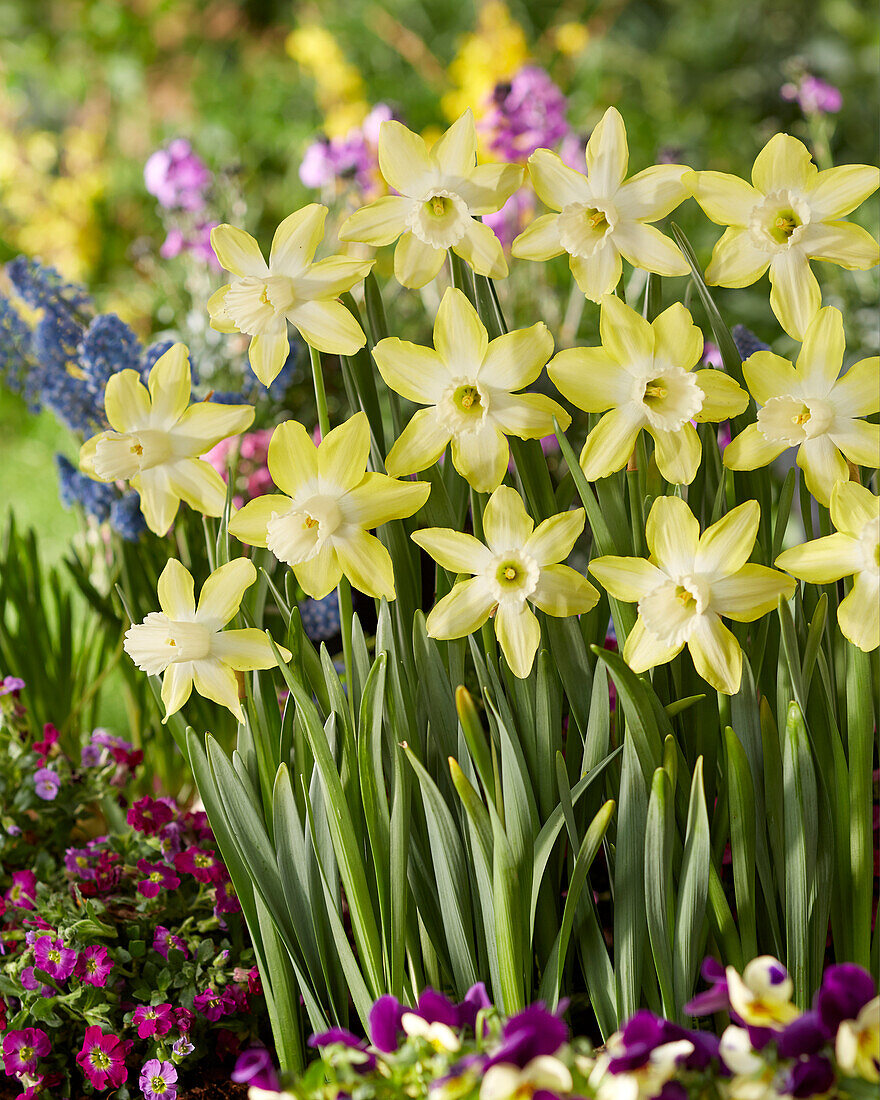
[208,205,373,384]
[413,486,598,678]
[723,307,879,507]
[337,109,523,287]
[511,106,690,301]
[590,497,795,694]
[375,287,570,492]
[124,557,291,723]
[776,480,879,652]
[228,412,430,600]
[686,135,879,340]
[548,295,748,483]
[79,343,253,536]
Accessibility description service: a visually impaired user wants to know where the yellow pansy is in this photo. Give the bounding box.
[413,486,598,678]
[337,110,523,288]
[511,106,690,301]
[776,481,879,652]
[548,295,747,483]
[686,135,879,339]
[228,412,430,600]
[482,1056,572,1100]
[124,558,290,724]
[836,996,880,1083]
[590,497,795,695]
[375,287,570,492]
[79,344,253,536]
[725,957,799,1030]
[208,205,373,385]
[723,307,879,507]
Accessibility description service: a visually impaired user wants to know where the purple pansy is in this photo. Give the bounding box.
[485,1003,568,1069]
[685,957,730,1016]
[815,963,876,1033]
[231,1047,280,1090]
[784,1054,836,1098]
[309,1027,376,1071]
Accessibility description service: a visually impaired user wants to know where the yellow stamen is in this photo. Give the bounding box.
[504,567,517,581]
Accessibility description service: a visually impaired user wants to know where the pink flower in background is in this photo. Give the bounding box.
[139,1059,179,1100]
[32,723,58,763]
[2,1028,50,1076]
[206,428,273,507]
[33,935,77,981]
[75,945,113,987]
[299,103,394,199]
[174,846,224,884]
[5,870,37,910]
[33,767,60,801]
[484,189,537,250]
[76,1026,130,1090]
[127,795,174,836]
[152,926,189,960]
[136,859,181,899]
[483,66,569,161]
[144,139,211,211]
[132,1003,174,1039]
[781,74,842,115]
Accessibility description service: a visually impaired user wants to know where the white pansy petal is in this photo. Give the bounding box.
[742,351,800,406]
[483,485,533,552]
[373,338,448,403]
[480,323,554,391]
[426,576,495,640]
[692,370,749,422]
[210,225,269,277]
[579,406,643,480]
[652,303,703,370]
[802,221,879,270]
[294,545,343,600]
[433,288,488,373]
[228,494,291,548]
[248,332,290,386]
[490,392,570,438]
[104,370,151,434]
[650,422,702,484]
[589,556,665,602]
[378,120,433,196]
[768,251,821,342]
[453,219,508,279]
[530,564,599,617]
[613,221,689,276]
[430,109,477,176]
[384,408,451,477]
[393,231,446,288]
[288,299,366,356]
[586,106,629,197]
[615,164,689,221]
[495,600,542,678]
[795,306,844,395]
[148,343,192,427]
[831,480,879,536]
[525,509,585,565]
[335,529,396,599]
[686,170,760,226]
[457,162,524,215]
[175,401,254,454]
[161,663,193,721]
[511,212,565,260]
[830,420,880,468]
[213,628,290,670]
[796,436,848,507]
[569,243,622,301]
[646,496,700,573]
[705,227,771,287]
[191,658,244,722]
[338,195,410,246]
[711,564,795,621]
[524,1057,573,1093]
[696,499,761,576]
[343,472,430,528]
[480,1066,522,1100]
[318,412,370,493]
[623,616,683,673]
[527,149,590,210]
[807,164,880,220]
[269,205,327,276]
[134,468,180,536]
[838,574,880,652]
[166,458,228,517]
[411,528,491,574]
[157,559,195,619]
[724,422,789,471]
[832,357,880,417]
[548,347,630,412]
[687,614,743,694]
[197,557,257,626]
[775,533,859,584]
[751,133,818,193]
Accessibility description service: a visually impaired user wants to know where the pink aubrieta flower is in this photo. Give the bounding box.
[172,1036,194,1058]
[127,796,175,836]
[32,723,59,763]
[65,846,96,879]
[174,846,224,884]
[213,876,241,917]
[781,74,842,115]
[136,859,181,899]
[139,1058,178,1100]
[173,1006,194,1033]
[0,675,25,696]
[152,926,188,960]
[33,767,60,801]
[75,945,113,987]
[20,967,52,995]
[33,935,77,981]
[5,870,37,910]
[144,139,211,211]
[132,1003,174,1039]
[75,1026,130,1090]
[2,1028,51,1075]
[193,986,237,1022]
[483,66,570,162]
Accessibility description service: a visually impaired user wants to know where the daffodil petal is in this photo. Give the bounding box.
[569,243,623,301]
[393,231,446,288]
[134,468,179,535]
[623,616,683,673]
[269,204,327,276]
[483,485,533,552]
[646,495,700,574]
[175,401,255,453]
[294,545,343,600]
[457,163,524,215]
[589,556,665,602]
[378,120,433,196]
[318,412,370,493]
[652,302,703,369]
[343,472,431,528]
[796,436,848,507]
[338,195,410,245]
[385,408,451,477]
[524,509,585,565]
[335,529,396,599]
[166,458,228,517]
[295,256,375,300]
[197,557,257,626]
[373,338,449,404]
[586,106,629,197]
[453,219,508,279]
[213,628,291,670]
[830,420,880,468]
[451,422,509,493]
[480,323,554,390]
[751,133,818,194]
[599,294,654,364]
[685,170,760,226]
[104,369,151,433]
[615,164,689,220]
[687,614,743,694]
[430,109,477,176]
[742,351,800,406]
[530,564,599,617]
[807,164,880,220]
[650,422,702,484]
[248,332,290,386]
[695,499,760,576]
[207,285,239,333]
[288,299,366,356]
[705,227,771,287]
[267,420,318,496]
[527,149,590,210]
[412,528,491,574]
[228,494,290,548]
[191,658,244,722]
[795,306,845,395]
[510,213,565,260]
[775,533,860,583]
[547,347,630,412]
[612,221,689,276]
[158,559,196,619]
[831,481,879,535]
[711,564,795,621]
[838,574,880,652]
[426,576,495,639]
[768,251,821,342]
[724,422,789,470]
[832,357,880,418]
[490,392,571,438]
[433,288,487,373]
[495,601,541,678]
[692,370,749,422]
[79,433,103,479]
[161,663,194,721]
[579,406,643,480]
[803,221,879,270]
[147,343,192,427]
[210,225,269,277]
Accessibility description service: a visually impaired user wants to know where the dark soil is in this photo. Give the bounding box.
[0,1068,248,1100]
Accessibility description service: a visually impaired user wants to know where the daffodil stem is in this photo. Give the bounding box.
[308,343,331,439]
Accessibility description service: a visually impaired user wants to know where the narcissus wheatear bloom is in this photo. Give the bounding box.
[590,497,795,694]
[208,205,373,384]
[413,486,598,678]
[723,307,879,507]
[686,135,879,340]
[548,295,748,483]
[511,106,690,301]
[776,481,879,652]
[228,412,430,600]
[375,287,570,492]
[124,558,290,723]
[337,109,522,288]
[80,343,253,536]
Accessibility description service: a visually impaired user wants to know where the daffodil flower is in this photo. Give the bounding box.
[124,558,290,723]
[725,957,799,1030]
[337,110,523,288]
[80,344,253,536]
[590,497,795,694]
[481,1056,573,1100]
[686,135,879,339]
[723,307,879,506]
[776,480,879,652]
[413,486,598,678]
[836,996,880,1083]
[208,205,374,384]
[375,287,570,492]
[228,412,430,600]
[548,295,748,483]
[511,106,690,301]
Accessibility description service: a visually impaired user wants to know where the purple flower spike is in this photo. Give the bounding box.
[816,963,876,1033]
[370,994,405,1052]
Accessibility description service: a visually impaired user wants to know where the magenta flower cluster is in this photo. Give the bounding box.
[299,104,393,199]
[144,138,220,268]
